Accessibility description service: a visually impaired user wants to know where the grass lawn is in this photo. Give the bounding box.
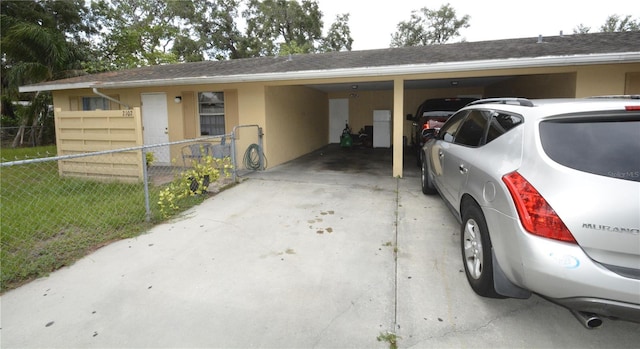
[0,145,213,292]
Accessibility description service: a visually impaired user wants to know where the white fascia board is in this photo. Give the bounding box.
[19,81,95,93]
[19,52,640,92]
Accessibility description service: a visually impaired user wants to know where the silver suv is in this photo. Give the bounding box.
[420,97,640,328]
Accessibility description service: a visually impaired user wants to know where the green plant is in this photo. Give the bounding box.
[145,151,155,167]
[377,332,401,349]
[382,241,398,253]
[158,155,232,218]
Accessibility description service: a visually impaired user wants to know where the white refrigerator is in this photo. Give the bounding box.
[373,110,391,148]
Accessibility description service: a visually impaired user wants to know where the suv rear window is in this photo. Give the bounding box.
[540,117,640,182]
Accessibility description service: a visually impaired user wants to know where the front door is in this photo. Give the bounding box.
[141,93,170,165]
[329,98,348,143]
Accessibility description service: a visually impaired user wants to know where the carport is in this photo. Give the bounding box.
[299,71,578,177]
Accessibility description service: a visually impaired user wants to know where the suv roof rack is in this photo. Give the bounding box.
[468,98,534,107]
[587,95,640,100]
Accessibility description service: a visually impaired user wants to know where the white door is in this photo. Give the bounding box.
[141,93,170,165]
[329,98,348,143]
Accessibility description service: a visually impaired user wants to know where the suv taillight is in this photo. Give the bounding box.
[502,171,577,243]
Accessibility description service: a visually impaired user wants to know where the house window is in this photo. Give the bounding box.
[198,92,225,135]
[82,97,110,111]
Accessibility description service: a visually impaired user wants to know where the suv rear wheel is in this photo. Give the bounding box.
[460,202,502,298]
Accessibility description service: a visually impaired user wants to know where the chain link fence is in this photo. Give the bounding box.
[0,126,264,292]
[1,125,56,147]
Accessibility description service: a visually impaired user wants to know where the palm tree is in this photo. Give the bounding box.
[1,0,90,147]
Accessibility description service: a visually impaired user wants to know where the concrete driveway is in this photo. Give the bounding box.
[1,145,639,348]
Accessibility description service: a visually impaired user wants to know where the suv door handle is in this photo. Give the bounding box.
[459,164,468,173]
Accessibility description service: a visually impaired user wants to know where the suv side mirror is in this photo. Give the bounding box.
[406,114,414,121]
[421,128,437,139]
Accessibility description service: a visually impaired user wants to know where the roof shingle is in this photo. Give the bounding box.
[22,31,640,89]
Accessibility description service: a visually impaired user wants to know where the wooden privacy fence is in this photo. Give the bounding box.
[54,108,144,182]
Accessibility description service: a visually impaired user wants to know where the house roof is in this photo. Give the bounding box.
[19,31,640,92]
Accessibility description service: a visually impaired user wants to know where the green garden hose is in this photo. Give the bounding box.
[243,143,266,170]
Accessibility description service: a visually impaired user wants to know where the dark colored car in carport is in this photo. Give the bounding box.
[407,97,477,165]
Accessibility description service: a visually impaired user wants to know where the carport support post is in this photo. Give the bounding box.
[393,78,405,178]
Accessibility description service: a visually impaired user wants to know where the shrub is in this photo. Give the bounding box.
[145,151,155,167]
[158,155,232,218]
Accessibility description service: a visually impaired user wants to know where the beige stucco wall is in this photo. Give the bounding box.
[53,84,253,135]
[393,79,404,177]
[575,63,640,97]
[485,73,577,98]
[233,84,266,169]
[264,85,328,166]
[52,83,260,166]
[50,62,640,177]
[627,72,640,94]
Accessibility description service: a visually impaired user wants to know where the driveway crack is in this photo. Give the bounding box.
[393,178,400,331]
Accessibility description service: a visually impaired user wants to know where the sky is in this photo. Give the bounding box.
[316,0,636,51]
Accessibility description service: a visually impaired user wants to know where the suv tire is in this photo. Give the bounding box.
[460,203,502,298]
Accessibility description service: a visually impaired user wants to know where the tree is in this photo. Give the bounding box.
[574,14,639,34]
[1,0,92,146]
[243,0,324,56]
[159,0,207,62]
[600,14,640,32]
[573,24,591,34]
[171,0,249,60]
[390,3,470,47]
[89,0,185,71]
[204,0,247,59]
[171,0,350,59]
[320,14,354,52]
[390,11,425,47]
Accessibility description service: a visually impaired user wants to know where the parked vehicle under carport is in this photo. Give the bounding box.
[407,97,477,166]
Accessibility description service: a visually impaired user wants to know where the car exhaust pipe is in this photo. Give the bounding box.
[570,309,603,329]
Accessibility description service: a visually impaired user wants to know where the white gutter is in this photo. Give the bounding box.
[20,81,94,93]
[92,88,130,109]
[19,52,640,92]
